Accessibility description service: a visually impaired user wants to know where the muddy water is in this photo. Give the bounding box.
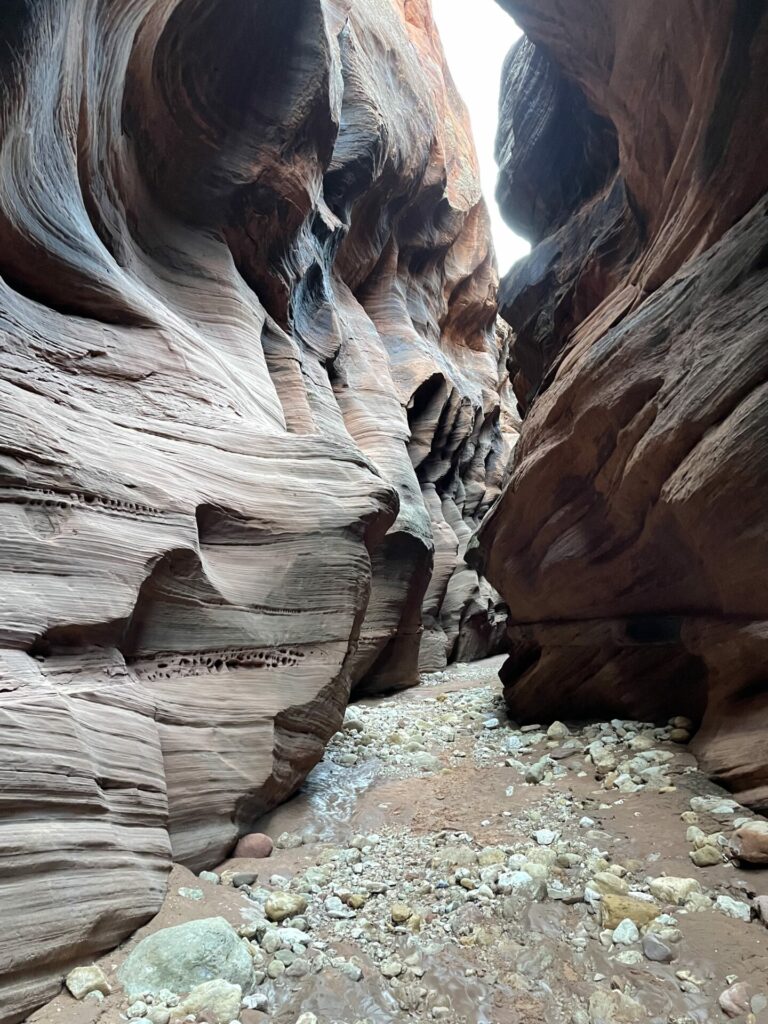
[30,657,768,1024]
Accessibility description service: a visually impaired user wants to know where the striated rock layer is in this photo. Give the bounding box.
[0,1,513,1018]
[476,1,768,810]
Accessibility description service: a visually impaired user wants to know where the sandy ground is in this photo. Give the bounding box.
[29,657,768,1024]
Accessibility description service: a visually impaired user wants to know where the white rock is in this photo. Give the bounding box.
[275,832,304,850]
[338,961,363,982]
[324,895,355,919]
[380,959,403,978]
[612,919,640,945]
[689,796,740,820]
[496,871,546,901]
[715,895,752,921]
[411,752,441,772]
[648,876,701,905]
[546,721,571,740]
[342,711,364,733]
[242,993,269,1012]
[65,965,112,1001]
[614,950,644,966]
[533,829,557,846]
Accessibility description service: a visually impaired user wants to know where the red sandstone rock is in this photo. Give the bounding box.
[0,1,514,1019]
[233,834,274,860]
[476,1,768,809]
[731,822,768,865]
[718,982,752,1019]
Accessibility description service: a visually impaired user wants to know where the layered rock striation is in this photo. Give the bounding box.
[477,1,768,808]
[0,1,512,1017]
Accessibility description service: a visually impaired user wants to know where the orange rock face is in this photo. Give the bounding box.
[0,1,512,1017]
[477,1,768,808]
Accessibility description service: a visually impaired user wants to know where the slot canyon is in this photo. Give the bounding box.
[0,2,766,1023]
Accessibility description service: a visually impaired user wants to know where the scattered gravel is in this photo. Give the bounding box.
[51,659,768,1024]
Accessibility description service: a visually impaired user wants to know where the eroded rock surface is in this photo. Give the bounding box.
[476,1,768,809]
[0,1,513,1017]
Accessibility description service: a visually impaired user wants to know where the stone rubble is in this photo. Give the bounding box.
[49,662,768,1024]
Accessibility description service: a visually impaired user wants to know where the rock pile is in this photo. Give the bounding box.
[45,659,768,1024]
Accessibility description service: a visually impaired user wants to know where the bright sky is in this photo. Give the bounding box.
[432,0,530,275]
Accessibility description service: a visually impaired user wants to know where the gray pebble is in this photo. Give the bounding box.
[642,932,674,963]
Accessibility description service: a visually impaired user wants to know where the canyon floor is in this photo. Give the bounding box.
[33,657,768,1024]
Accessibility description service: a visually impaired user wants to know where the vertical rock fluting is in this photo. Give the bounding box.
[476,0,768,808]
[0,1,513,1017]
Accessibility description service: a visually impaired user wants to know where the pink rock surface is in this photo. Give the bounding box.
[718,981,751,1018]
[0,1,513,1019]
[732,821,768,865]
[232,834,274,860]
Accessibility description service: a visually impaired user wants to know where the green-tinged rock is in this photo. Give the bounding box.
[430,845,478,870]
[390,902,413,923]
[690,844,722,867]
[477,846,506,867]
[118,917,254,997]
[589,989,645,1023]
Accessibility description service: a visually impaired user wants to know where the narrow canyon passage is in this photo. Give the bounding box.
[0,0,767,1023]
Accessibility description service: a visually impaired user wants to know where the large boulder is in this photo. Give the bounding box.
[118,918,255,998]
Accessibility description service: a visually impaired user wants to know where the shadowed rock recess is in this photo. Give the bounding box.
[475,2,768,810]
[0,0,515,1016]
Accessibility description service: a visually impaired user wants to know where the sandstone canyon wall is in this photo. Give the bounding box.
[476,0,768,809]
[0,1,513,1017]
